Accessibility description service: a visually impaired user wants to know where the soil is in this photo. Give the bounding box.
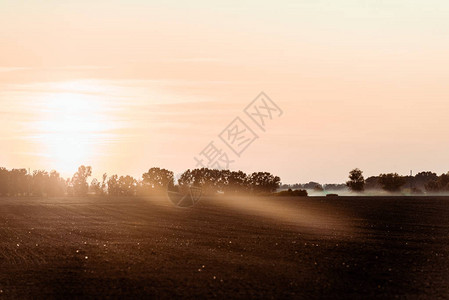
[1,195,449,299]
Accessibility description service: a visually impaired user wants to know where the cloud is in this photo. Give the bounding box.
[173,57,224,63]
[0,67,31,73]
[49,65,113,71]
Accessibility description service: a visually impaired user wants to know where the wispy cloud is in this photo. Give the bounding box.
[49,65,113,71]
[0,67,32,73]
[172,57,224,63]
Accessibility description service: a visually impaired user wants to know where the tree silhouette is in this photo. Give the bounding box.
[414,171,438,190]
[101,173,108,194]
[303,182,322,189]
[90,178,102,195]
[0,167,9,196]
[118,175,137,196]
[107,175,120,196]
[346,168,365,192]
[178,169,195,190]
[277,188,308,197]
[71,166,92,196]
[31,170,49,196]
[364,176,381,190]
[249,172,281,194]
[378,173,406,192]
[323,184,347,191]
[90,173,108,195]
[142,167,174,191]
[425,172,449,192]
[178,168,280,195]
[223,170,250,194]
[10,169,28,196]
[105,174,137,196]
[48,171,65,197]
[178,168,218,194]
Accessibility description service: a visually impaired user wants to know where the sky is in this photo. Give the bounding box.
[1,0,449,184]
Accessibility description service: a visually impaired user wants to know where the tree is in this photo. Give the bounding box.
[277,188,308,197]
[105,174,137,196]
[66,178,74,196]
[364,176,381,190]
[9,169,28,196]
[223,170,250,194]
[48,171,66,197]
[101,173,108,194]
[107,175,120,196]
[90,178,102,195]
[313,184,324,192]
[178,169,281,195]
[118,175,137,196]
[303,182,322,189]
[378,173,406,192]
[346,168,365,192]
[178,168,221,195]
[142,167,174,192]
[425,172,449,192]
[415,171,438,190]
[323,184,347,191]
[31,170,49,196]
[249,172,281,194]
[0,167,9,196]
[71,166,92,196]
[89,173,108,195]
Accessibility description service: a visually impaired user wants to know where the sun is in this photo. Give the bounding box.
[35,88,110,175]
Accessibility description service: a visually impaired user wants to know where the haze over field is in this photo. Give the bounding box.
[1,0,449,183]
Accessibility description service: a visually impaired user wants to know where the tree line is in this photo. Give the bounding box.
[280,182,347,192]
[0,166,281,197]
[3,165,448,197]
[346,168,449,193]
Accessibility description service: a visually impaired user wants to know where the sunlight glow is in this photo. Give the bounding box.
[33,86,113,174]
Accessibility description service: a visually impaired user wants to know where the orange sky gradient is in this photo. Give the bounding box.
[1,0,449,183]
